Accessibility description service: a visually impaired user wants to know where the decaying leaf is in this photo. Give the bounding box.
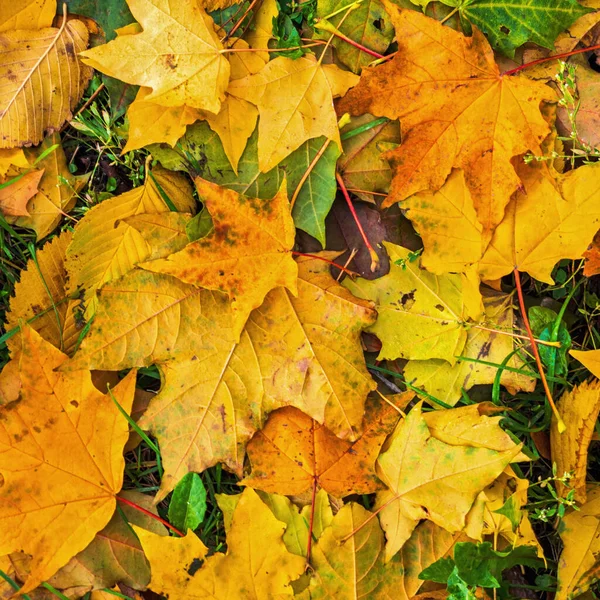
[140,177,298,337]
[0,327,136,593]
[242,394,408,497]
[228,54,359,171]
[584,231,600,277]
[551,380,600,503]
[80,0,230,113]
[375,402,522,559]
[344,242,480,364]
[138,254,377,498]
[337,3,553,234]
[0,18,92,147]
[136,488,305,599]
[6,231,80,356]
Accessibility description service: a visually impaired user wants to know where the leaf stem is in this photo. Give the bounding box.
[116,495,184,537]
[503,42,600,77]
[225,0,260,40]
[439,6,458,25]
[335,172,380,271]
[513,268,565,433]
[290,139,332,209]
[340,116,390,141]
[314,19,385,59]
[219,42,326,53]
[291,251,359,276]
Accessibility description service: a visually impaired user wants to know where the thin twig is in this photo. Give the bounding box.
[292,251,359,276]
[117,495,184,537]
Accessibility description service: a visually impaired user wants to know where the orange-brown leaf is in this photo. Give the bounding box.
[0,169,43,216]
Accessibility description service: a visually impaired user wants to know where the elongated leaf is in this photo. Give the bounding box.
[168,473,207,533]
[0,20,92,147]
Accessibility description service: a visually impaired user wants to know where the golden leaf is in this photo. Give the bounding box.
[336,3,553,234]
[243,0,278,61]
[0,327,135,593]
[228,54,359,171]
[80,0,230,113]
[570,349,600,379]
[0,147,29,176]
[0,0,56,31]
[551,380,600,503]
[140,178,298,338]
[0,169,43,216]
[135,488,305,599]
[0,19,92,147]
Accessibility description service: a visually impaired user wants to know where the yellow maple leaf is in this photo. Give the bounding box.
[0,0,56,31]
[140,178,298,338]
[0,327,136,593]
[375,402,522,560]
[135,488,305,599]
[570,348,600,379]
[0,19,92,147]
[336,2,553,234]
[80,0,230,113]
[6,231,80,356]
[344,242,481,364]
[228,54,359,172]
[551,380,600,503]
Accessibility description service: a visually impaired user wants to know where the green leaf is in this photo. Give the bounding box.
[186,207,214,242]
[447,567,478,600]
[150,124,340,245]
[493,495,521,532]
[456,0,592,58]
[528,306,572,377]
[419,556,455,583]
[167,472,207,533]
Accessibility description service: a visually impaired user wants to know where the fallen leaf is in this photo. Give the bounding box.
[10,134,89,239]
[140,178,298,337]
[136,488,306,599]
[0,148,29,177]
[80,0,230,112]
[0,0,56,31]
[404,290,536,406]
[0,169,43,216]
[138,254,377,497]
[338,114,400,203]
[228,54,359,171]
[65,0,135,40]
[6,231,80,356]
[0,327,136,593]
[124,212,192,259]
[479,161,600,284]
[551,380,600,503]
[557,486,600,600]
[65,167,194,316]
[242,394,408,497]
[0,19,92,147]
[571,348,600,378]
[243,0,278,61]
[583,231,600,277]
[336,4,553,234]
[343,241,480,364]
[375,402,522,559]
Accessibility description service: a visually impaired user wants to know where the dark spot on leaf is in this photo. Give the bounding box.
[500,25,510,34]
[187,557,204,576]
[372,17,384,31]
[435,304,445,312]
[400,289,416,307]
[70,400,79,408]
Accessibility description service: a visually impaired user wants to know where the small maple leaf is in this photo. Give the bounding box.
[0,169,43,217]
[242,394,409,497]
[337,3,554,235]
[80,0,230,113]
[228,54,359,172]
[0,327,136,593]
[140,177,298,338]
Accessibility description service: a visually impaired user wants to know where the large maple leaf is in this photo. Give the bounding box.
[0,327,136,593]
[241,394,408,497]
[135,488,305,599]
[140,177,298,338]
[228,54,359,172]
[80,0,230,113]
[336,3,554,234]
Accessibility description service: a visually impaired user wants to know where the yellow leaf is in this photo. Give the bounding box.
[140,178,298,338]
[570,348,600,379]
[375,402,522,559]
[551,380,600,503]
[6,231,80,356]
[122,87,202,153]
[343,242,478,364]
[135,254,376,498]
[336,3,553,234]
[479,161,600,284]
[402,169,484,274]
[0,327,136,593]
[80,0,230,113]
[242,394,407,497]
[0,169,43,216]
[0,148,29,177]
[404,290,536,406]
[65,168,194,316]
[557,486,600,600]
[125,212,192,260]
[228,54,359,172]
[0,0,56,31]
[243,0,277,61]
[66,270,233,372]
[0,19,92,147]
[136,488,305,599]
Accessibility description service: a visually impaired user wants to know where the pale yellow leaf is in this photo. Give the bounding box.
[0,0,56,32]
